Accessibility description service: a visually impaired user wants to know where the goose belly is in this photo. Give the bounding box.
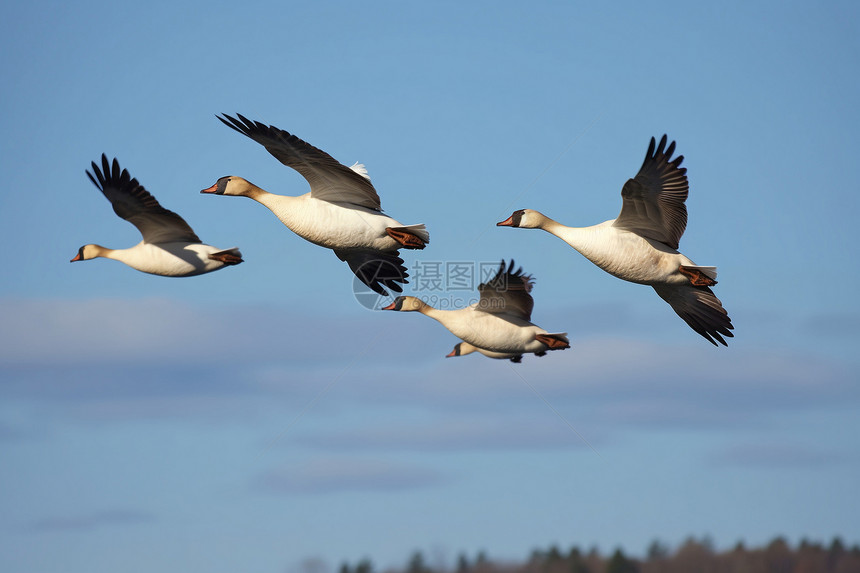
[574,230,685,285]
[281,201,402,251]
[118,243,224,277]
[441,311,544,353]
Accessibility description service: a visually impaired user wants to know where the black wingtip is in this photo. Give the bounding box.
[217,113,250,135]
[86,169,100,190]
[87,154,114,191]
[101,154,111,180]
[667,138,677,156]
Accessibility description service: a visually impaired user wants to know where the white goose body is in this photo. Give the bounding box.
[203,114,429,296]
[448,341,523,362]
[238,187,409,252]
[541,219,699,286]
[72,155,242,277]
[423,305,552,355]
[385,261,570,356]
[498,135,731,346]
[88,242,239,277]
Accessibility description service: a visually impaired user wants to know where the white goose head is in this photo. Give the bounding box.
[382,296,427,312]
[446,342,477,358]
[70,244,107,262]
[496,209,548,229]
[200,176,257,197]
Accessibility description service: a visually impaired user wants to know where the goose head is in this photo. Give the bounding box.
[446,342,477,358]
[200,176,256,197]
[382,296,426,312]
[496,209,547,229]
[70,244,104,262]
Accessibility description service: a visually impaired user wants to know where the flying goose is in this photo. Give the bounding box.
[202,114,429,296]
[384,260,569,355]
[446,341,541,363]
[497,135,733,346]
[71,155,242,276]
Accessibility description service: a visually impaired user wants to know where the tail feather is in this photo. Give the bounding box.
[209,247,243,265]
[686,265,717,280]
[394,224,430,244]
[535,332,571,350]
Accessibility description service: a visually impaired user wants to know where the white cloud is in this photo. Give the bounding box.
[294,414,602,452]
[710,443,846,469]
[253,457,445,494]
[29,509,155,532]
[2,298,858,440]
[0,297,396,366]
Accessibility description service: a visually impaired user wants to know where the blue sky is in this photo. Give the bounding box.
[1,1,859,572]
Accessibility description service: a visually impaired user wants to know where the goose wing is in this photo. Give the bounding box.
[86,155,201,244]
[334,249,409,297]
[476,260,535,321]
[653,283,734,346]
[218,114,382,211]
[613,135,689,250]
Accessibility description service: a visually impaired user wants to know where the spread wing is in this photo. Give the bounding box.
[218,113,382,211]
[334,249,409,297]
[86,155,201,244]
[476,260,535,321]
[613,135,689,250]
[653,283,734,346]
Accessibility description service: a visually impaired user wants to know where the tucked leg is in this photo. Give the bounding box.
[679,265,717,286]
[386,227,427,249]
[535,334,570,350]
[209,251,243,265]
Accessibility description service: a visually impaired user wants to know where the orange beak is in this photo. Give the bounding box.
[70,252,82,262]
[381,301,397,311]
[445,349,457,358]
[496,216,514,226]
[200,184,218,194]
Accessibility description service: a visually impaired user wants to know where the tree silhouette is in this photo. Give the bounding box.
[646,540,669,561]
[456,553,470,573]
[407,552,428,573]
[372,536,860,573]
[567,547,589,573]
[355,558,373,573]
[606,548,638,573]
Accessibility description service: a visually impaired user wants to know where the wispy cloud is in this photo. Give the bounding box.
[709,443,846,469]
[0,298,397,366]
[802,311,860,338]
[252,457,446,495]
[294,414,602,452]
[3,298,859,440]
[29,509,155,533]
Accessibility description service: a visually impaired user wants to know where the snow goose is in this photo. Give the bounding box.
[71,155,242,277]
[383,260,569,355]
[497,135,733,346]
[446,341,534,363]
[202,114,429,296]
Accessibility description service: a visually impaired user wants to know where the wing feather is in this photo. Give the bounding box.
[476,260,535,321]
[613,135,689,249]
[653,283,734,346]
[86,155,201,244]
[334,249,409,296]
[218,114,382,211]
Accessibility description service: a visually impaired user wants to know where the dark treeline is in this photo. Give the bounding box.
[338,536,860,573]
